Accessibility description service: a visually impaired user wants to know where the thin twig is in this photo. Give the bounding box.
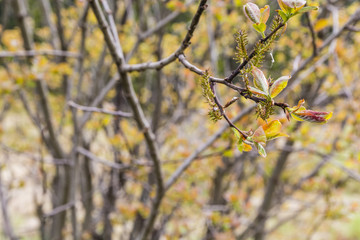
[0,50,81,58]
[125,1,193,61]
[165,104,255,191]
[122,0,208,72]
[77,147,150,170]
[68,101,133,117]
[305,12,317,56]
[224,22,285,83]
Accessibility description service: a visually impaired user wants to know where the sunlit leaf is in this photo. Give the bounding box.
[262,120,289,140]
[253,23,267,35]
[297,6,318,13]
[269,75,290,98]
[277,10,289,22]
[260,5,270,24]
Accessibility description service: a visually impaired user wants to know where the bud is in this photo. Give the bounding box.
[243,2,260,24]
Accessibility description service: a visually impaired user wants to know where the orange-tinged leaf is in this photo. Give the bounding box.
[291,110,333,124]
[253,126,266,144]
[243,142,253,152]
[262,120,286,140]
[260,5,270,24]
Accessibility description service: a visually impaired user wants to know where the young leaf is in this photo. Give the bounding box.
[248,86,268,97]
[269,75,290,98]
[255,142,267,157]
[232,129,252,152]
[262,120,289,140]
[281,0,306,9]
[260,5,270,24]
[252,67,269,93]
[253,23,267,36]
[291,110,333,124]
[277,10,289,22]
[253,126,266,145]
[297,6,319,13]
[238,141,253,152]
[277,0,292,14]
[243,2,260,24]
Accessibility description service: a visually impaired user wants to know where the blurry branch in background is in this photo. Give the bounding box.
[304,12,317,56]
[39,0,60,49]
[0,50,81,58]
[125,0,195,61]
[122,0,208,72]
[165,105,255,191]
[68,101,133,118]
[0,168,18,240]
[77,147,152,170]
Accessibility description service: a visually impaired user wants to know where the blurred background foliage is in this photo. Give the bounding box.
[0,0,360,239]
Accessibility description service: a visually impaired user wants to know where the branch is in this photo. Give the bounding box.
[0,50,81,58]
[68,100,133,118]
[305,12,317,56]
[122,0,208,72]
[178,54,289,109]
[125,0,195,61]
[0,170,18,240]
[224,22,285,83]
[165,105,255,191]
[287,8,360,90]
[89,1,167,238]
[78,74,119,128]
[77,147,149,170]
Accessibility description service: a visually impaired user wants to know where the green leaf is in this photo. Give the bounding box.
[277,10,289,22]
[255,142,267,157]
[253,23,267,35]
[297,6,318,13]
[269,75,290,98]
[248,86,268,97]
[252,67,269,93]
[232,128,241,140]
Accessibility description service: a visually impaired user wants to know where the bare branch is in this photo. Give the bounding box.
[0,50,81,58]
[122,0,208,72]
[68,101,133,118]
[165,104,255,191]
[77,147,135,170]
[305,12,317,56]
[126,0,195,61]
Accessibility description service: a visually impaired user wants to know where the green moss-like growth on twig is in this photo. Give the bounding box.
[256,97,275,121]
[250,16,284,67]
[200,70,222,122]
[234,30,249,63]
